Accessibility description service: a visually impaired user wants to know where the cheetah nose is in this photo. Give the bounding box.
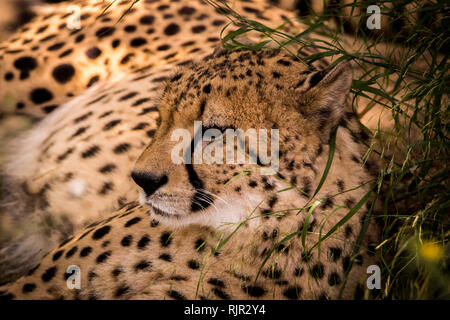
[131,171,168,196]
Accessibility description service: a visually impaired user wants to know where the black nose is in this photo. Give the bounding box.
[131,171,168,196]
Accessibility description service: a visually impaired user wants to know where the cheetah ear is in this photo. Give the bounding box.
[299,61,353,138]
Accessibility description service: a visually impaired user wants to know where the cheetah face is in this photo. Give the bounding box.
[132,49,353,228]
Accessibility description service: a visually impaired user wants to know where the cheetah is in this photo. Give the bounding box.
[0,46,380,299]
[0,0,383,299]
[0,0,316,283]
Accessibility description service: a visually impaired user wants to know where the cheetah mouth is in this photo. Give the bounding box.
[149,204,181,219]
[142,193,185,219]
[145,200,182,220]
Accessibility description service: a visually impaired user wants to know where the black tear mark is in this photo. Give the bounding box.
[185,135,213,212]
[186,163,212,212]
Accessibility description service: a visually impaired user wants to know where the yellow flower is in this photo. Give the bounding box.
[419,242,444,262]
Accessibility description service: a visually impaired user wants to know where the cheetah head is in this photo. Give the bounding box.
[131,48,353,228]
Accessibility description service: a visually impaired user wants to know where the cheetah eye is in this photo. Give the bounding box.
[202,125,234,133]
[202,125,235,147]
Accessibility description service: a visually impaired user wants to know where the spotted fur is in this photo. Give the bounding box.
[0,0,382,299]
[0,0,308,284]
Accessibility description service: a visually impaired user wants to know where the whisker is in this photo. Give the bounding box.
[198,188,229,206]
